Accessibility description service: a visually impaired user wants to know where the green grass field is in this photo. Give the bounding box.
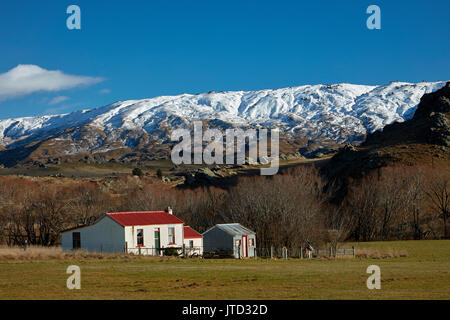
[0,240,449,300]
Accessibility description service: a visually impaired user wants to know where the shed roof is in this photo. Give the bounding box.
[207,223,255,236]
[183,226,203,239]
[107,211,184,226]
[61,224,88,233]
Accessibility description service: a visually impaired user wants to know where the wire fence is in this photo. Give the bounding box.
[315,247,356,258]
[127,246,202,257]
[255,246,355,259]
[126,246,355,259]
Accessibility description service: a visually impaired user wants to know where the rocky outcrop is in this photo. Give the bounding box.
[413,82,450,119]
[428,112,449,147]
[363,82,450,147]
[322,82,450,202]
[279,152,304,161]
[172,165,241,188]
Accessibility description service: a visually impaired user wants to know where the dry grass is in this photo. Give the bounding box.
[355,247,408,259]
[0,245,409,261]
[0,240,449,299]
[0,246,106,261]
[0,246,178,261]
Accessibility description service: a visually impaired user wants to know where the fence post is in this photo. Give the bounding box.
[300,246,303,259]
[138,246,141,255]
[352,246,355,258]
[270,246,274,259]
[124,242,128,254]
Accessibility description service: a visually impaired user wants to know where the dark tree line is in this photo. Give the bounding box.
[0,164,448,247]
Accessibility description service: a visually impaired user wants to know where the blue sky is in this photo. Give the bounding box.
[0,0,449,119]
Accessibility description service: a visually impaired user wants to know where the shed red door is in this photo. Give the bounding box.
[242,235,248,258]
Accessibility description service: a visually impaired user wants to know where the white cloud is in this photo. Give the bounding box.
[48,96,69,105]
[99,88,111,94]
[0,64,104,101]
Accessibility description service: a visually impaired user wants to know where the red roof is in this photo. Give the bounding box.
[183,226,203,239]
[107,211,184,226]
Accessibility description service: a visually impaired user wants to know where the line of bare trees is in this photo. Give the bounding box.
[0,164,448,247]
[119,165,449,247]
[330,166,449,242]
[0,178,113,245]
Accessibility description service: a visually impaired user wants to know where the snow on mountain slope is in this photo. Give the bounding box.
[0,81,446,156]
[352,81,447,132]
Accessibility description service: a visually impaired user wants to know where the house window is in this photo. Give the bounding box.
[72,232,81,249]
[168,227,175,244]
[235,239,241,248]
[189,240,194,248]
[249,238,255,247]
[137,229,144,247]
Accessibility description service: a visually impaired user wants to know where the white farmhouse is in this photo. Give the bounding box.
[61,208,201,256]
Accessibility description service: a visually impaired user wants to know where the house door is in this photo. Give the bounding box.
[242,235,248,258]
[154,229,160,255]
[72,232,80,249]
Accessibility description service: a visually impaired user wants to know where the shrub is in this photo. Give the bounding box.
[164,248,179,256]
[132,168,144,177]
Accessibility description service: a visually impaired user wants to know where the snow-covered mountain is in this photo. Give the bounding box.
[0,81,447,166]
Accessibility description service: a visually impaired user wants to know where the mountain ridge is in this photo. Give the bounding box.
[0,80,447,167]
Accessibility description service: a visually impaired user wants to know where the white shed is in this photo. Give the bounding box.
[61,209,187,255]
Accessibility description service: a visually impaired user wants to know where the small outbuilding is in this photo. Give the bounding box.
[183,226,203,256]
[203,223,256,258]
